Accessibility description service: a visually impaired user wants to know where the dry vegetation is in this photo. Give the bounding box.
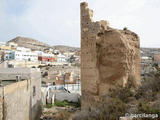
[72,66,160,120]
[42,66,160,120]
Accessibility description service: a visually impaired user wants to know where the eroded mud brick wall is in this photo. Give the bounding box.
[81,2,141,109]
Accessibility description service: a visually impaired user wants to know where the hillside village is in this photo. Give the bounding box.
[0,2,160,120]
[0,34,160,120]
[0,37,81,120]
[0,36,81,86]
[0,36,80,67]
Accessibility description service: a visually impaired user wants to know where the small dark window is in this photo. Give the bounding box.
[53,82,55,85]
[33,86,36,96]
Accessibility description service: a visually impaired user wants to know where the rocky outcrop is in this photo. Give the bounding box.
[52,45,80,52]
[8,36,80,52]
[81,2,141,109]
[8,36,50,51]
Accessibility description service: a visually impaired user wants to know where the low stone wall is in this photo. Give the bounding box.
[3,80,30,120]
[55,92,79,102]
[30,69,42,120]
[0,68,42,120]
[9,60,40,68]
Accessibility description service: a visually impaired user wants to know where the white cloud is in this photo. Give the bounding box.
[86,0,160,48]
[21,0,81,46]
[0,0,160,47]
[0,1,5,24]
[0,0,80,47]
[123,0,147,13]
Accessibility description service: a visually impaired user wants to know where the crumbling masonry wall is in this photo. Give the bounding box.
[81,2,141,109]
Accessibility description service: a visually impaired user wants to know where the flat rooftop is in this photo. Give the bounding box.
[1,80,17,86]
[0,68,40,81]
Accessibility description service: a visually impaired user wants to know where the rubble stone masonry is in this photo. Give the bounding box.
[81,2,141,109]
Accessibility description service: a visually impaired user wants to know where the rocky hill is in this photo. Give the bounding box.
[141,47,160,57]
[8,36,50,51]
[52,45,80,52]
[7,36,80,52]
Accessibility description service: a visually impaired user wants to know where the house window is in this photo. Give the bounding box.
[33,86,36,97]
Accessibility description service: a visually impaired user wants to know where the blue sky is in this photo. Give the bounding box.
[0,0,160,47]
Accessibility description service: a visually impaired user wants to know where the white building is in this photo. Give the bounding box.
[7,42,18,48]
[41,52,55,58]
[57,54,66,63]
[53,49,60,54]
[0,42,6,46]
[14,51,38,61]
[63,51,75,57]
[34,51,43,55]
[16,47,31,52]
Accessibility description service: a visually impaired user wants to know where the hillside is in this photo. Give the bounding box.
[8,36,50,51]
[7,37,160,53]
[7,36,80,52]
[52,45,80,52]
[141,47,160,57]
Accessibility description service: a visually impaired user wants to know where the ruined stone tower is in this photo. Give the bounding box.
[81,2,141,109]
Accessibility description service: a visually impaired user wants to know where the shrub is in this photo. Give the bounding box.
[109,86,134,103]
[73,67,160,120]
[135,67,160,101]
[98,96,128,120]
[54,99,80,108]
[54,111,71,120]
[137,101,160,120]
[54,99,68,107]
[72,96,128,120]
[45,103,53,108]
